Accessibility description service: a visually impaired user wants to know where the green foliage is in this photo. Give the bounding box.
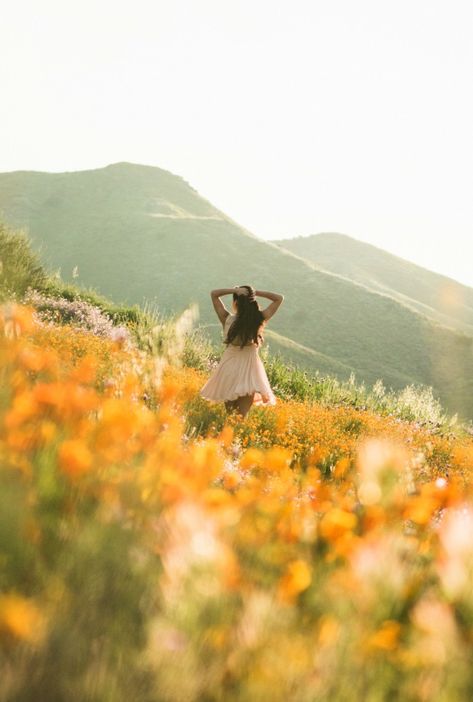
[125,300,199,366]
[182,328,220,372]
[184,396,227,438]
[0,224,46,300]
[261,352,449,428]
[39,277,144,326]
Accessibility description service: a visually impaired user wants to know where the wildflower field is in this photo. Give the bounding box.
[1,299,473,702]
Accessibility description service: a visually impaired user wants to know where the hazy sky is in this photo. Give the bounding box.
[2,0,473,286]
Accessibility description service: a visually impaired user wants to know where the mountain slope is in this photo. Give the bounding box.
[273,232,473,335]
[1,162,473,417]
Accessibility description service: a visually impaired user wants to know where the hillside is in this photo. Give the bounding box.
[1,162,473,418]
[273,232,473,335]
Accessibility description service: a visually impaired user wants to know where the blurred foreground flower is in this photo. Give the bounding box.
[1,303,35,338]
[0,593,46,645]
[356,438,407,507]
[278,559,312,602]
[436,502,473,599]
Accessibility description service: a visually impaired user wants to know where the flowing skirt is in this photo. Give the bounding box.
[199,344,276,406]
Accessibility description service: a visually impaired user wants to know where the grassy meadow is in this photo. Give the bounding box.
[1,226,473,701]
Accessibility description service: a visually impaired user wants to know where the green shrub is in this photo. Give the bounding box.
[126,300,200,363]
[182,328,220,372]
[0,224,46,300]
[39,277,144,326]
[261,352,448,427]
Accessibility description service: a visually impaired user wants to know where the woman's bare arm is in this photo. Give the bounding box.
[255,289,284,321]
[210,287,236,325]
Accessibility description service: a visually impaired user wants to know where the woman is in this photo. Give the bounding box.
[199,285,284,418]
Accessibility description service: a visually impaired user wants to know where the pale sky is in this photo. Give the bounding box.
[2,0,473,286]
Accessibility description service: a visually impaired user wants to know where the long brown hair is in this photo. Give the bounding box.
[224,285,265,349]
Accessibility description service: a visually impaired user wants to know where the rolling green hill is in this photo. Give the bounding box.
[273,232,473,335]
[1,162,473,418]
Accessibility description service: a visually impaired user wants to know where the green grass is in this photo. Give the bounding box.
[262,351,454,428]
[0,223,46,300]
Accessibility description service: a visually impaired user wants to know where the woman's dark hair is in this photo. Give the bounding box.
[224,285,266,349]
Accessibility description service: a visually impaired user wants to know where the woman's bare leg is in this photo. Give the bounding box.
[225,399,239,413]
[236,393,255,418]
[224,394,254,418]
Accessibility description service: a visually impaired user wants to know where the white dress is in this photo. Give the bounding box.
[199,313,276,406]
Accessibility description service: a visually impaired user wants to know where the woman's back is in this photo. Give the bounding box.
[224,313,264,347]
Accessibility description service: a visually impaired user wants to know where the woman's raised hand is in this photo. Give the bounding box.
[235,286,250,296]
